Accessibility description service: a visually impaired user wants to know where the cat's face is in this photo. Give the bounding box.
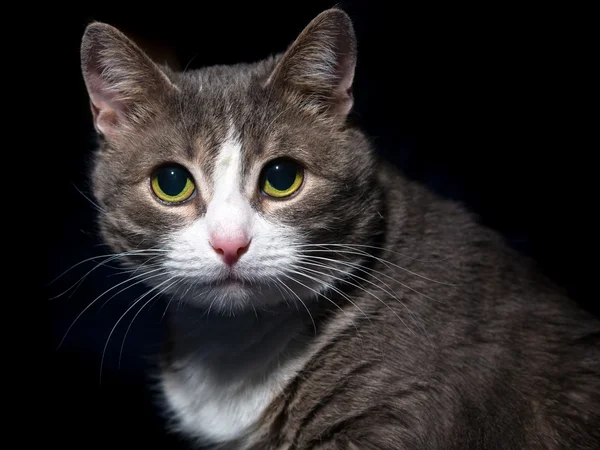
[82,9,382,312]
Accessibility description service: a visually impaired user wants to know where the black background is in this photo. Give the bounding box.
[43,1,593,448]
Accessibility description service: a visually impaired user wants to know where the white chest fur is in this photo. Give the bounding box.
[159,305,311,446]
[161,359,293,444]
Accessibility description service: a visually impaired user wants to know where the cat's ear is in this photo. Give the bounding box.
[266,9,357,121]
[80,22,178,139]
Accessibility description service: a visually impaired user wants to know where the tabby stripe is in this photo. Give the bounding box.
[270,313,364,445]
[304,407,410,449]
[289,361,373,449]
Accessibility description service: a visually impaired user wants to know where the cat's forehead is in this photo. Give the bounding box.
[111,57,350,190]
[153,60,328,174]
[174,58,280,123]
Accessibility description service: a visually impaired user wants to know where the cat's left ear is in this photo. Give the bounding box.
[266,9,357,122]
[80,22,178,140]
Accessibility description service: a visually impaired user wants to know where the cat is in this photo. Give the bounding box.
[79,8,600,450]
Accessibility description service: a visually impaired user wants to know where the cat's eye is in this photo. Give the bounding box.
[151,165,196,204]
[260,158,304,198]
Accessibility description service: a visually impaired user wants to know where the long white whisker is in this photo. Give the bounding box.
[127,254,166,278]
[295,262,430,344]
[274,278,316,336]
[161,281,188,322]
[206,294,218,317]
[292,242,448,263]
[287,267,373,327]
[118,278,181,369]
[300,256,436,341]
[48,250,167,300]
[270,277,294,310]
[48,254,121,287]
[72,182,106,214]
[281,273,362,335]
[108,262,164,277]
[101,275,177,382]
[289,264,418,341]
[56,268,165,350]
[48,248,168,284]
[268,276,287,300]
[300,247,456,286]
[300,254,442,304]
[161,294,176,322]
[97,269,173,312]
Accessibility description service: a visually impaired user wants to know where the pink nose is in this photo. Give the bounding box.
[210,235,250,266]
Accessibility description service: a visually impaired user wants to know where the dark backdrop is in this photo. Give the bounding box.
[45,1,593,447]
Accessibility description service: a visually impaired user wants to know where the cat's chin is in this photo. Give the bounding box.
[174,278,301,314]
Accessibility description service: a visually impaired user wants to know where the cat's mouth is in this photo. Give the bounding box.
[213,277,244,287]
[210,274,255,289]
[170,266,316,310]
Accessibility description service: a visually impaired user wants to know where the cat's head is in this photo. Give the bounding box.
[81,9,383,313]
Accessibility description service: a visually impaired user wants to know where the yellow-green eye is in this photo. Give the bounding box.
[261,158,304,198]
[151,165,195,204]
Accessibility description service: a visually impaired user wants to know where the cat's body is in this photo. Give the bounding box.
[160,169,599,450]
[80,9,599,450]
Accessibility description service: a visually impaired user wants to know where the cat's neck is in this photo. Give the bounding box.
[160,299,331,445]
[163,300,321,382]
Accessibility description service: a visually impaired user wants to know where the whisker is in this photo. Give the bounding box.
[281,273,362,336]
[118,278,181,369]
[274,277,316,336]
[299,247,456,286]
[47,249,164,285]
[287,267,373,326]
[98,268,174,312]
[299,255,438,344]
[72,182,105,214]
[295,261,431,345]
[56,268,166,350]
[178,280,196,307]
[161,293,176,322]
[300,254,443,304]
[250,297,259,319]
[161,281,188,322]
[107,262,164,277]
[125,255,165,278]
[269,277,293,310]
[65,253,167,299]
[100,275,178,382]
[206,294,218,317]
[48,250,167,300]
[289,265,420,339]
[274,276,296,310]
[292,242,448,263]
[47,254,117,287]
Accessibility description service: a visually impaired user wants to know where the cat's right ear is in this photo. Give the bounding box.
[80,22,178,140]
[266,9,357,122]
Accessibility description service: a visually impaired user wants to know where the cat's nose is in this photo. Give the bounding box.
[210,235,251,266]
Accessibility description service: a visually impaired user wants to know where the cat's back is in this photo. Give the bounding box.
[380,162,599,364]
[368,164,600,447]
[380,162,590,317]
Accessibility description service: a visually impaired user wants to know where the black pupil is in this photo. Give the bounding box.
[157,167,188,196]
[265,160,298,191]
